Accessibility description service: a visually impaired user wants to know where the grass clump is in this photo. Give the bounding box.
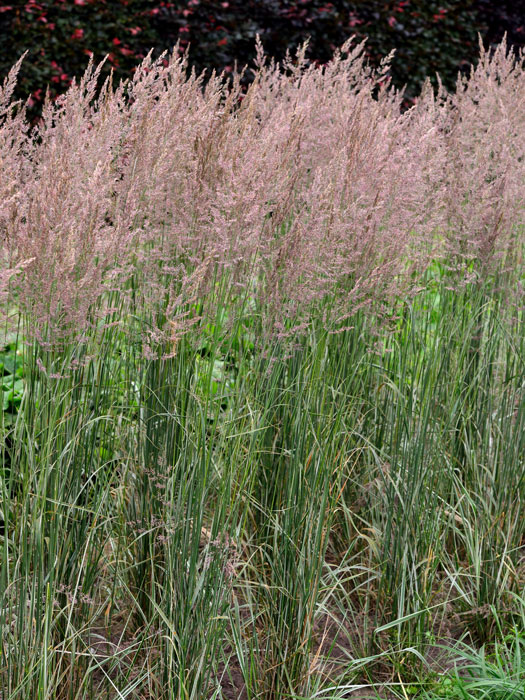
[0,38,524,700]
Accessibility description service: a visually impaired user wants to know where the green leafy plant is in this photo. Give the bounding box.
[424,629,525,700]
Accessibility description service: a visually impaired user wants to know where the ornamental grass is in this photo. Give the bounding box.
[0,38,523,699]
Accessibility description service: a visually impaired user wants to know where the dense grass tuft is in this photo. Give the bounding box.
[0,39,524,699]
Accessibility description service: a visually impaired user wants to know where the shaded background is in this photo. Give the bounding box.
[1,0,525,118]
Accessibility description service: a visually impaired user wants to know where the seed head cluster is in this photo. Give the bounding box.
[1,39,523,345]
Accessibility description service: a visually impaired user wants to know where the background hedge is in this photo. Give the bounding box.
[1,0,525,119]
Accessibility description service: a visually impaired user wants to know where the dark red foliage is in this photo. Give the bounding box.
[1,0,524,121]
